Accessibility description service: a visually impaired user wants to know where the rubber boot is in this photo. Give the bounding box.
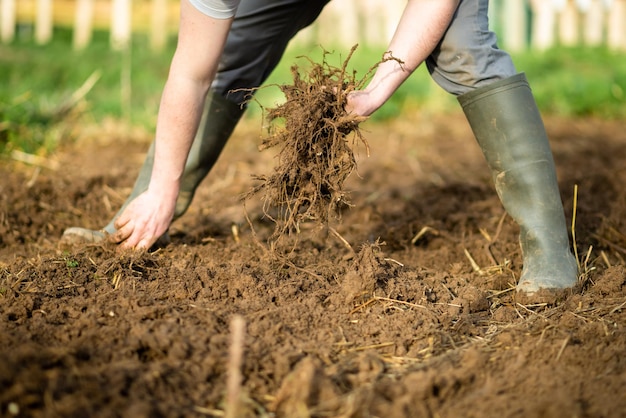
[457,73,578,294]
[62,92,244,244]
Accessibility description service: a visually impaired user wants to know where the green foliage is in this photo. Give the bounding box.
[514,46,626,118]
[0,28,172,154]
[1,29,624,155]
[66,258,79,268]
[0,90,78,154]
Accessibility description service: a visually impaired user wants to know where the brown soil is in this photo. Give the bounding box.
[1,113,625,418]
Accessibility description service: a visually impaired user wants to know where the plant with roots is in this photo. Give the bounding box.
[246,45,402,245]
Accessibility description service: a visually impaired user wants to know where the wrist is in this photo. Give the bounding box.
[148,174,181,200]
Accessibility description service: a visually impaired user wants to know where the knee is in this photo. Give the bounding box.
[428,24,516,95]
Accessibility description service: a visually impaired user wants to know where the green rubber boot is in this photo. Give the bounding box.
[62,92,244,244]
[458,73,579,294]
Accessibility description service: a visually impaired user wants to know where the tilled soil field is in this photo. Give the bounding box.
[1,113,625,417]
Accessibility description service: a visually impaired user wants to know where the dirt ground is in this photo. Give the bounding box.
[1,112,625,418]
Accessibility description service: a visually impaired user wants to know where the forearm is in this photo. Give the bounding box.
[356,0,460,115]
[148,0,233,202]
[149,74,209,201]
[112,0,235,249]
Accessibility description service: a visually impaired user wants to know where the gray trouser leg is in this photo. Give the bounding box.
[426,0,517,95]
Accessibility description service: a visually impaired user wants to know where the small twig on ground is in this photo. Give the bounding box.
[11,150,59,171]
[350,295,427,314]
[600,250,611,268]
[515,302,548,319]
[572,184,581,272]
[591,233,626,255]
[410,225,439,245]
[329,226,353,252]
[486,286,516,299]
[26,166,41,189]
[609,300,626,315]
[287,262,325,281]
[555,336,570,361]
[483,211,508,265]
[225,315,246,418]
[384,258,404,267]
[347,342,395,353]
[464,248,485,276]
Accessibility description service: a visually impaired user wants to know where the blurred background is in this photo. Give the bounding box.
[1,0,625,154]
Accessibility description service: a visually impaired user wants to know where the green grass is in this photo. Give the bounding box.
[0,28,172,154]
[1,29,170,126]
[1,28,625,155]
[514,46,626,119]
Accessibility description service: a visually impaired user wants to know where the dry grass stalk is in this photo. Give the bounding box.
[555,336,570,361]
[571,184,581,272]
[410,225,439,245]
[226,315,246,418]
[348,342,394,352]
[464,248,486,276]
[10,150,59,171]
[328,226,353,252]
[349,294,427,315]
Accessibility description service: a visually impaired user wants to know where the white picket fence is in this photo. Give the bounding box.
[0,0,176,50]
[1,0,625,52]
[310,0,626,51]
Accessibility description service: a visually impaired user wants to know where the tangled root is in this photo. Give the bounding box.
[246,45,372,243]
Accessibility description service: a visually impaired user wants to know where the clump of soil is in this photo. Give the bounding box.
[246,46,370,243]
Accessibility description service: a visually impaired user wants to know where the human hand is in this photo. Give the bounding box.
[111,189,176,250]
[345,89,379,118]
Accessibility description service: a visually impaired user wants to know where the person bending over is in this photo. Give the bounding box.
[63,0,579,294]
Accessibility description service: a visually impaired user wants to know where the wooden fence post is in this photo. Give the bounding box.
[502,0,527,52]
[580,0,606,46]
[379,0,403,46]
[150,0,168,51]
[363,0,402,46]
[608,0,626,50]
[0,0,16,43]
[530,0,557,50]
[315,0,358,48]
[35,0,52,45]
[559,0,580,46]
[337,0,359,48]
[111,0,131,50]
[363,0,383,46]
[1,0,624,53]
[74,0,94,50]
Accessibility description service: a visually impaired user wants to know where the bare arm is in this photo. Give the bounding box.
[113,0,233,249]
[346,0,460,116]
